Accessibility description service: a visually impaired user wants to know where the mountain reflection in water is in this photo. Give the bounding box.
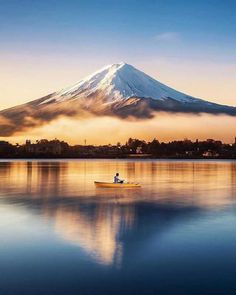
[0,160,236,267]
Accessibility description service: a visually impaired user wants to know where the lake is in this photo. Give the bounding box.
[0,160,236,295]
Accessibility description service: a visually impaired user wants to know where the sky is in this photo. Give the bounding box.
[0,0,236,143]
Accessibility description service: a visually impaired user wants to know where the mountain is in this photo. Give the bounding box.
[0,62,236,136]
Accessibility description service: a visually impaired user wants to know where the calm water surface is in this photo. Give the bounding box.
[0,160,236,295]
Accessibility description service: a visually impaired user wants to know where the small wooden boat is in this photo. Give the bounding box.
[94,181,141,188]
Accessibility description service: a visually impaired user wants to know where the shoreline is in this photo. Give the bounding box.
[0,156,236,161]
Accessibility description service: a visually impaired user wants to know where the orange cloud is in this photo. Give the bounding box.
[2,113,236,145]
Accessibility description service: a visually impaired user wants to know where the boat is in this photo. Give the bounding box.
[94,181,141,188]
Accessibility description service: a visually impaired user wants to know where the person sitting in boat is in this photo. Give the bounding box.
[114,173,124,183]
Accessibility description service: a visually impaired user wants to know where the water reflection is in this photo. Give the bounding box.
[1,160,236,204]
[0,160,236,266]
[45,203,134,265]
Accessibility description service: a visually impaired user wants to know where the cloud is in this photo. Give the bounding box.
[1,95,236,137]
[154,32,180,42]
[4,113,236,145]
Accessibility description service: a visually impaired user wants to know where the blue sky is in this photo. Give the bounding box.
[1,0,236,109]
[1,0,236,60]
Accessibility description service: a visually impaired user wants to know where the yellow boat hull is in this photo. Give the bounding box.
[94,181,141,188]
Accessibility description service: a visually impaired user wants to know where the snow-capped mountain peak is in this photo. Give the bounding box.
[1,62,236,137]
[41,62,198,105]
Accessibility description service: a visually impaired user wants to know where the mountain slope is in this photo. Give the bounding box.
[40,62,200,104]
[0,62,236,136]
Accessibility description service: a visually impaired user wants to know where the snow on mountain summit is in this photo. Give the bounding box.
[41,62,198,105]
[1,62,236,137]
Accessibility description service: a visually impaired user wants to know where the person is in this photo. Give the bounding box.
[114,172,124,183]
